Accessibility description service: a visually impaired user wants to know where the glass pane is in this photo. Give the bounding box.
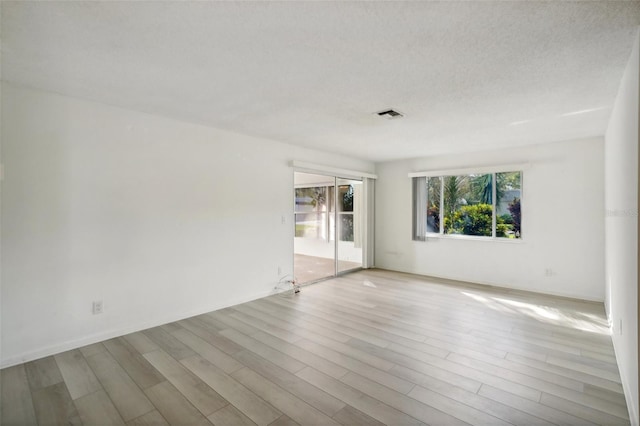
[338,185,354,212]
[339,214,354,241]
[328,186,335,214]
[496,171,522,238]
[295,212,328,239]
[294,173,335,284]
[336,178,362,273]
[427,177,441,233]
[443,174,493,236]
[295,187,327,213]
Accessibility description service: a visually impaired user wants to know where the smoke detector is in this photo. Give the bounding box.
[376,109,404,119]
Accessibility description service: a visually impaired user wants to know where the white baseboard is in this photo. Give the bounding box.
[0,288,274,369]
[375,266,604,303]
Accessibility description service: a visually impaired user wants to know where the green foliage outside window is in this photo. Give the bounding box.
[445,203,493,236]
[508,198,521,235]
[424,171,521,239]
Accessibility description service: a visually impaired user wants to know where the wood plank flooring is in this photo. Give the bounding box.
[1,269,631,425]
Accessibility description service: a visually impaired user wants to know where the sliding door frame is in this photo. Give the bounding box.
[292,163,376,283]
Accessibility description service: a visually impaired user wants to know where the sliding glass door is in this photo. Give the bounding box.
[293,173,364,283]
[294,173,336,283]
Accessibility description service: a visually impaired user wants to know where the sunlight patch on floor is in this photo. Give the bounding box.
[461,291,611,335]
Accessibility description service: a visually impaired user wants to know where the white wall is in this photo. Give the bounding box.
[605,30,639,425]
[375,137,605,301]
[0,82,374,367]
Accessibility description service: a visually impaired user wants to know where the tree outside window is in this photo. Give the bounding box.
[417,171,522,239]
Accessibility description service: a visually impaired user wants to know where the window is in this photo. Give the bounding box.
[496,171,521,238]
[442,174,493,236]
[338,184,355,242]
[413,171,522,240]
[295,186,329,239]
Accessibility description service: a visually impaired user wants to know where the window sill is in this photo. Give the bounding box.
[420,233,524,243]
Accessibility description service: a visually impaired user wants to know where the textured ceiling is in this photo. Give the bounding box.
[2,1,640,162]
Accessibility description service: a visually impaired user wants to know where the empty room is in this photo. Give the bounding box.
[1,1,639,425]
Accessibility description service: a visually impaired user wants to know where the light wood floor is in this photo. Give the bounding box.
[1,269,630,425]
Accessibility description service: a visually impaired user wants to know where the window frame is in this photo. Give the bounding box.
[412,168,524,242]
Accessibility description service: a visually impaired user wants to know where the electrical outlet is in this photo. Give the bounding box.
[545,268,553,277]
[92,301,103,315]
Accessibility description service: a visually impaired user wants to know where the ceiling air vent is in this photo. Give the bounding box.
[376,109,404,119]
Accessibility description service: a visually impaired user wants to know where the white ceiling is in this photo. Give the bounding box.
[2,1,639,162]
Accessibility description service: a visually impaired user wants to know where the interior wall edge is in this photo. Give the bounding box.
[604,26,640,425]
